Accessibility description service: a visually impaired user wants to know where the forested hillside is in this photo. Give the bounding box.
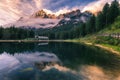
[37,0,119,40]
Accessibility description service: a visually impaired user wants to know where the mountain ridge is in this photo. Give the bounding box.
[4,9,93,29]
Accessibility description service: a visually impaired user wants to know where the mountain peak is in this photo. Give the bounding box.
[33,9,47,18]
[32,9,82,19]
[58,9,81,19]
[31,9,57,19]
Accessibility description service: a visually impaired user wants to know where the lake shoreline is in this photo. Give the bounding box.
[85,43,120,55]
[0,39,119,55]
[65,40,120,55]
[0,40,66,43]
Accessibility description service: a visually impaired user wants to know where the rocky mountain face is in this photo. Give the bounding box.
[32,9,92,20]
[57,10,92,26]
[31,10,57,19]
[58,9,81,19]
[5,9,92,29]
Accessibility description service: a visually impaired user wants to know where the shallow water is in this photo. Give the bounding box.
[0,42,120,80]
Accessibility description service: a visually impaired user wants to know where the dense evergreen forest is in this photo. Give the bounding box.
[0,27,34,40]
[37,0,120,39]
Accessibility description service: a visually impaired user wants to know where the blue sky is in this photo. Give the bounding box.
[42,0,96,11]
[0,0,114,25]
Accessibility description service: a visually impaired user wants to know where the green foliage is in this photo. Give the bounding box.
[100,15,120,34]
[95,36,120,46]
[102,3,110,26]
[108,0,119,24]
[37,23,85,39]
[101,44,120,52]
[86,15,96,33]
[96,12,104,31]
[110,16,120,30]
[96,0,119,31]
[0,27,35,40]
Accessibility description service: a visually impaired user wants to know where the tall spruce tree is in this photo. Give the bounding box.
[108,0,119,24]
[86,15,96,33]
[79,23,86,37]
[102,3,110,26]
[96,12,104,31]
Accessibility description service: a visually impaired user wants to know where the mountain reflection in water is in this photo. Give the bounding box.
[0,52,81,80]
[0,42,120,80]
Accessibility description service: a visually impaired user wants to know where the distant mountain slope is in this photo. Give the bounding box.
[4,9,92,29]
[57,11,92,27]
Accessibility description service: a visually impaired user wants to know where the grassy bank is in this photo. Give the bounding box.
[100,44,120,53]
[66,35,120,55]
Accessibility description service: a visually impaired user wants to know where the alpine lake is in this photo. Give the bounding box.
[0,42,120,80]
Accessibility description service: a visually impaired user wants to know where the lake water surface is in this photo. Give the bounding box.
[0,42,120,80]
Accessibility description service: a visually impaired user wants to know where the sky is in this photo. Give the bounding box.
[0,0,116,25]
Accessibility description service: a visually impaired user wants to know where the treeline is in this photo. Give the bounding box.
[37,23,83,39]
[0,27,35,40]
[95,0,119,31]
[38,0,120,39]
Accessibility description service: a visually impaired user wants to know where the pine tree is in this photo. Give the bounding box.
[96,12,104,31]
[86,15,96,33]
[80,23,86,37]
[102,3,110,26]
[0,27,3,39]
[108,0,119,24]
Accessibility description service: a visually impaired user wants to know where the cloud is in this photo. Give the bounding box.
[0,0,43,25]
[0,0,87,26]
[82,0,113,14]
[44,7,79,16]
[0,0,90,25]
[42,0,82,11]
[0,0,117,26]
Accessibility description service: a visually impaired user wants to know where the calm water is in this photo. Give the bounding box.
[0,42,120,80]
